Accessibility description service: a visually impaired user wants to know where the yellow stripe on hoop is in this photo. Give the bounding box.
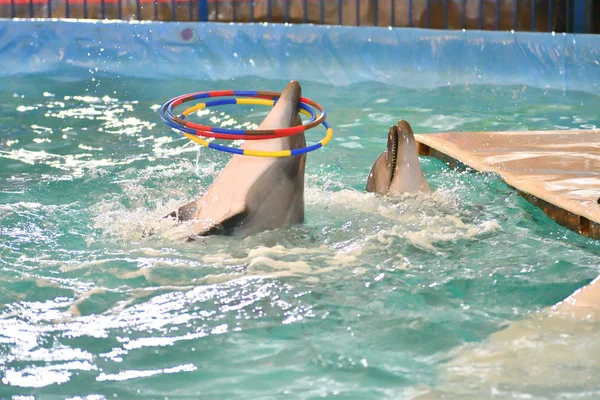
[182,103,207,117]
[242,148,293,157]
[183,132,293,158]
[299,108,313,117]
[235,98,275,107]
[183,133,210,147]
[322,128,333,146]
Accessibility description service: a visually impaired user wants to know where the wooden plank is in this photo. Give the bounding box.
[415,130,600,239]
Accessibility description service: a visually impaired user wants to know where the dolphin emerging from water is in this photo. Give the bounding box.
[366,120,431,195]
[167,81,306,238]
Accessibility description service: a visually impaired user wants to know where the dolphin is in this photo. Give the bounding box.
[167,81,306,238]
[366,120,430,195]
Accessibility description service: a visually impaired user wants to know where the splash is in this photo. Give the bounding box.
[306,185,500,253]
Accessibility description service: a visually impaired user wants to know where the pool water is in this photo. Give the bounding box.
[1,75,600,399]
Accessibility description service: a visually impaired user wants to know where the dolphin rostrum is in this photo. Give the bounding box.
[366,120,430,195]
[168,81,307,238]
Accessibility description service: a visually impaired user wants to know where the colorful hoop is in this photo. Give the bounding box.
[160,99,318,141]
[159,90,333,158]
[160,90,326,139]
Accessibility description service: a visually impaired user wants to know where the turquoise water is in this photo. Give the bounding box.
[1,75,600,399]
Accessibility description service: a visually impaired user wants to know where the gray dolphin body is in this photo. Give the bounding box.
[366,120,430,195]
[169,81,306,237]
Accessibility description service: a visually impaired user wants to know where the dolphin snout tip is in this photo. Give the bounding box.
[286,80,302,93]
[397,120,412,131]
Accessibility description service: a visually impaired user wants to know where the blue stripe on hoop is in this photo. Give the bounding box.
[291,142,322,156]
[212,127,247,134]
[318,109,327,122]
[299,102,317,122]
[193,93,212,100]
[209,143,244,155]
[271,99,318,124]
[160,104,197,135]
[290,120,330,155]
[205,99,237,107]
[233,90,259,96]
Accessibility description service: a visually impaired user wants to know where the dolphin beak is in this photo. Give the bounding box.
[386,125,399,186]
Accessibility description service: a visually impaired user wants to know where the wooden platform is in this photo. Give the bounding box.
[415,130,600,239]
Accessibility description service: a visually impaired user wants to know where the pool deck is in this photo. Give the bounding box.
[415,129,600,239]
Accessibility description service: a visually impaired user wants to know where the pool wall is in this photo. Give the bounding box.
[1,19,599,94]
[1,0,584,33]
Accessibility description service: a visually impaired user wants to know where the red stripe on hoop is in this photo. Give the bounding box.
[274,124,305,135]
[300,96,318,108]
[172,94,195,108]
[182,118,213,133]
[209,90,235,97]
[193,130,287,141]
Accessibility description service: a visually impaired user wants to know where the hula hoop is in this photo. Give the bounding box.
[161,90,326,139]
[159,90,333,158]
[160,100,318,141]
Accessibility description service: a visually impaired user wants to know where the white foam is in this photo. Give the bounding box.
[90,169,500,287]
[305,185,499,252]
[428,312,600,397]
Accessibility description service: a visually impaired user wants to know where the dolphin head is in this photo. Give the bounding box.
[241,80,304,152]
[366,120,430,195]
[258,80,302,130]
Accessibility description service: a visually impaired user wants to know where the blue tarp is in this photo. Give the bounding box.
[0,19,599,94]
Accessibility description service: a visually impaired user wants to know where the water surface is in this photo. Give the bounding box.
[1,76,600,399]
